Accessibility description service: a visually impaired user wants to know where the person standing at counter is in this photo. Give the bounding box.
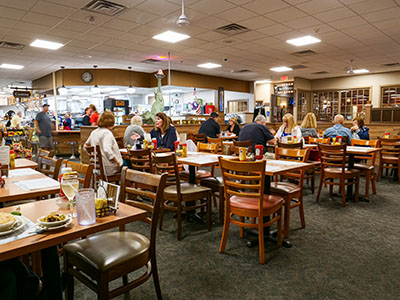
[82,107,91,126]
[85,111,122,176]
[89,104,99,126]
[34,104,53,150]
[63,112,72,130]
[150,112,177,150]
[10,111,22,129]
[225,117,240,136]
[198,112,220,141]
[124,115,146,147]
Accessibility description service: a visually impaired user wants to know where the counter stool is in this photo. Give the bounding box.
[67,141,77,160]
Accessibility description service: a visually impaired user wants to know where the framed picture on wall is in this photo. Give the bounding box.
[218,87,224,112]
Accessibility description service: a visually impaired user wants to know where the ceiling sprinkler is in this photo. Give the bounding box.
[176,0,190,27]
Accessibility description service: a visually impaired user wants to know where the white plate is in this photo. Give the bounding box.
[36,216,72,231]
[0,216,27,236]
[37,214,69,227]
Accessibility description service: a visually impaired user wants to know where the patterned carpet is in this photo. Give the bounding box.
[73,174,400,300]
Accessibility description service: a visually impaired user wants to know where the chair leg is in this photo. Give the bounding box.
[316,177,323,202]
[371,172,377,195]
[258,216,265,264]
[177,203,182,241]
[159,202,165,231]
[219,210,230,253]
[277,207,283,248]
[239,216,244,238]
[365,170,370,199]
[329,179,333,196]
[355,176,359,202]
[219,189,224,225]
[311,172,315,194]
[283,196,290,239]
[298,195,305,229]
[340,179,346,207]
[151,257,163,300]
[207,194,212,232]
[98,274,109,300]
[122,275,128,286]
[376,163,382,181]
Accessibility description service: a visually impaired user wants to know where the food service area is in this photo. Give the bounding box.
[0,0,399,299]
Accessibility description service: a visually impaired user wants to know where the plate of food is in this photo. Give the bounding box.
[0,214,27,236]
[36,216,72,231]
[37,212,70,228]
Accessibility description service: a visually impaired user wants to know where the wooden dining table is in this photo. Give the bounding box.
[0,198,147,299]
[13,158,38,170]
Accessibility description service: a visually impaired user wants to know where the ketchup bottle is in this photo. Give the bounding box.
[152,138,157,150]
[255,145,264,160]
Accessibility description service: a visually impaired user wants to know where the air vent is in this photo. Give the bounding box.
[0,41,25,50]
[215,23,249,36]
[82,0,127,16]
[290,65,307,70]
[312,71,329,75]
[291,50,316,57]
[382,62,400,67]
[141,59,163,64]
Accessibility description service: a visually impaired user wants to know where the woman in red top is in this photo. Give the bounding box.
[89,104,99,126]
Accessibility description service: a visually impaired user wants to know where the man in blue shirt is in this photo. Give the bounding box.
[238,115,275,153]
[323,114,352,144]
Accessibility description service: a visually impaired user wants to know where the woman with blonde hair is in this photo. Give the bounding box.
[300,112,318,137]
[123,115,146,147]
[225,117,240,136]
[275,113,302,142]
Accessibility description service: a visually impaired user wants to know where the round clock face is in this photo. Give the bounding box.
[81,71,93,83]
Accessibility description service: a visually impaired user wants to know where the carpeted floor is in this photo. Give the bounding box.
[72,174,400,300]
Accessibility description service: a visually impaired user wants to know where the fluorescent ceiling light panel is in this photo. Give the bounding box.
[0,63,24,70]
[352,69,369,74]
[152,31,190,43]
[286,35,321,46]
[270,66,292,72]
[30,39,64,50]
[255,80,271,84]
[197,63,222,69]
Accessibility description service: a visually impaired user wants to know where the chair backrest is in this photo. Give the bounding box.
[233,140,252,147]
[351,139,380,164]
[277,140,303,149]
[318,143,347,174]
[378,138,400,159]
[275,147,310,163]
[219,158,266,213]
[85,145,105,182]
[152,153,181,191]
[197,142,218,154]
[207,137,223,153]
[37,155,62,179]
[129,148,153,173]
[115,136,124,149]
[193,133,206,143]
[309,137,330,144]
[120,167,168,255]
[64,161,94,188]
[38,148,54,158]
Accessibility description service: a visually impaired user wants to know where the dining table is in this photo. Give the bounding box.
[13,158,38,170]
[0,197,147,300]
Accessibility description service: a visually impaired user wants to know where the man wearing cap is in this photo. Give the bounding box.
[34,104,53,150]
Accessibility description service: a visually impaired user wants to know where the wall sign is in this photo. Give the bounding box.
[218,87,224,112]
[13,90,31,98]
[115,100,125,106]
[274,82,294,95]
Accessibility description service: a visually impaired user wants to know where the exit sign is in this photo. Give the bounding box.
[280,75,288,81]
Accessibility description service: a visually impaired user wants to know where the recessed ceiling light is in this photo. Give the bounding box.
[30,39,64,50]
[152,31,190,43]
[270,66,292,72]
[286,35,321,46]
[0,63,24,70]
[198,63,222,69]
[352,69,369,74]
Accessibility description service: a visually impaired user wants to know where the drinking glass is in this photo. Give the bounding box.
[76,188,96,226]
[61,176,79,217]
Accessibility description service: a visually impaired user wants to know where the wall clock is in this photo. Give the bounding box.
[81,71,93,83]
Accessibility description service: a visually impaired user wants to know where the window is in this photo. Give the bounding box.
[297,90,308,121]
[340,88,369,120]
[382,86,400,107]
[312,91,339,121]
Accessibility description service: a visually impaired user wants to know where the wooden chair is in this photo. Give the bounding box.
[129,148,153,173]
[37,155,62,180]
[308,137,330,144]
[377,138,400,184]
[180,143,217,183]
[316,144,360,207]
[153,153,212,240]
[277,140,303,149]
[271,148,310,238]
[351,139,380,198]
[38,148,54,158]
[85,145,121,185]
[63,169,168,300]
[218,158,283,264]
[207,137,223,154]
[63,161,94,188]
[233,140,252,148]
[193,133,206,144]
[115,136,124,149]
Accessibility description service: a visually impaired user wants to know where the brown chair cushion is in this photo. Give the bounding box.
[230,194,283,211]
[382,156,400,163]
[353,163,374,171]
[164,182,210,195]
[270,182,301,195]
[324,167,359,175]
[63,232,149,271]
[180,169,212,179]
[200,176,224,190]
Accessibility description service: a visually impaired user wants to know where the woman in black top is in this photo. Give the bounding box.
[82,107,91,126]
[225,117,240,136]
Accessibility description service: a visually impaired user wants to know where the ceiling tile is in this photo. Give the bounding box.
[217,7,258,22]
[349,0,397,14]
[328,16,367,30]
[191,16,231,30]
[257,23,293,35]
[68,9,111,26]
[45,0,91,9]
[362,7,400,23]
[0,0,37,10]
[118,8,159,24]
[116,32,148,43]
[22,12,63,27]
[265,7,307,22]
[47,28,83,39]
[102,19,140,31]
[13,22,53,34]
[314,7,356,23]
[87,27,124,38]
[189,0,236,14]
[0,5,27,20]
[297,0,343,14]
[235,30,266,41]
[56,20,95,33]
[31,1,76,18]
[76,33,110,43]
[238,16,276,30]
[283,16,321,30]
[195,31,227,42]
[246,0,289,14]
[135,0,180,16]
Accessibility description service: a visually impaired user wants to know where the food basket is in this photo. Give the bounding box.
[95,180,120,217]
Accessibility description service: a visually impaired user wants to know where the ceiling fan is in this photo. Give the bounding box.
[347,59,354,74]
[176,0,190,27]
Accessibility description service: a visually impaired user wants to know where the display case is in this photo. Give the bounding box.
[381,85,400,107]
[340,88,370,120]
[297,90,308,121]
[103,99,129,125]
[312,91,339,121]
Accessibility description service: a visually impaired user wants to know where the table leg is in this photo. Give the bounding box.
[346,153,355,199]
[186,165,205,224]
[41,246,62,300]
[189,165,196,184]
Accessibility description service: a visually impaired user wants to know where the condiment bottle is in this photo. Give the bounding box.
[143,139,148,149]
[152,138,157,150]
[384,132,390,139]
[175,141,180,152]
[59,167,72,197]
[239,147,247,161]
[255,145,264,160]
[182,143,187,157]
[9,150,15,169]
